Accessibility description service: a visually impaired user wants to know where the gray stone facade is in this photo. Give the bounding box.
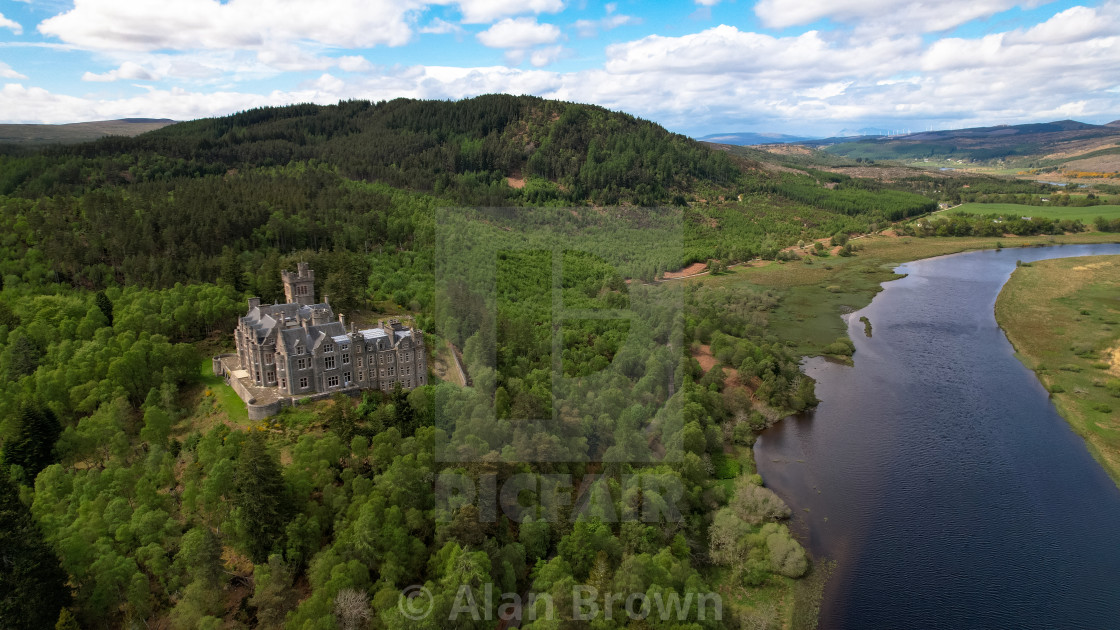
[233,265,427,398]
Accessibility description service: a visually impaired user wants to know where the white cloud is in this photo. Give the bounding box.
[0,62,27,79]
[419,18,465,35]
[8,2,1120,136]
[0,12,22,34]
[477,17,561,48]
[454,0,565,24]
[754,0,1044,33]
[574,12,638,37]
[82,61,157,82]
[337,56,373,73]
[695,0,721,6]
[38,0,421,52]
[529,45,569,67]
[604,25,920,79]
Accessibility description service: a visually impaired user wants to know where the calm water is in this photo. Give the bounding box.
[755,243,1120,630]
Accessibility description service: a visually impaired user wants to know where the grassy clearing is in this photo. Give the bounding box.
[995,255,1120,486]
[953,203,1120,222]
[690,233,1120,355]
[192,356,249,426]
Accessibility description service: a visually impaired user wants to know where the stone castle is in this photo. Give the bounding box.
[227,263,426,401]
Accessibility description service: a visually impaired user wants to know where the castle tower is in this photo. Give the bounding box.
[282,262,315,305]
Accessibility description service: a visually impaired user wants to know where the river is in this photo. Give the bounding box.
[754,243,1120,629]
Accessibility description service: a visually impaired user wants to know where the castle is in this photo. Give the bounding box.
[230,262,426,398]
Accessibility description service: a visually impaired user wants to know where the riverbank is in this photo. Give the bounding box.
[700,235,1120,628]
[752,242,1120,629]
[995,255,1120,486]
[688,232,1120,355]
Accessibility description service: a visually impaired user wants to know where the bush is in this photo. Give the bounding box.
[1049,384,1065,394]
[1092,403,1113,413]
[731,478,791,524]
[762,523,808,578]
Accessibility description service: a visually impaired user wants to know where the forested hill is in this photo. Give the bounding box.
[6,95,737,206]
[0,95,940,291]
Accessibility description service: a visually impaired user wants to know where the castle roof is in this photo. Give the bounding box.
[240,302,334,342]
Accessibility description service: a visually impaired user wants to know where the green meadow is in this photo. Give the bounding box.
[951,203,1120,223]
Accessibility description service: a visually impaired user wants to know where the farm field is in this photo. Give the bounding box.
[951,203,1120,222]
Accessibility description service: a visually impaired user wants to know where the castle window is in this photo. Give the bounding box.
[280,376,286,388]
[265,353,274,364]
[266,370,275,382]
[325,356,336,370]
[299,377,308,389]
[405,366,410,375]
[388,366,394,376]
[297,358,308,370]
[343,371,351,384]
[358,370,364,381]
[327,375,339,388]
[323,342,334,353]
[342,353,350,365]
[357,357,363,368]
[298,285,308,295]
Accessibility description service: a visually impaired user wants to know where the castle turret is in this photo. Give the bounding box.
[282,262,315,305]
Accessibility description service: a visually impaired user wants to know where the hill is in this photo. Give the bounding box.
[696,131,817,145]
[0,95,947,289]
[0,118,175,145]
[813,119,1120,164]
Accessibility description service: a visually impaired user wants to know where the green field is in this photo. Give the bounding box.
[995,255,1120,485]
[687,232,1120,356]
[951,203,1120,222]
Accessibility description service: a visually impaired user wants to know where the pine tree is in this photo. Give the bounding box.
[0,477,70,630]
[233,430,293,563]
[94,291,114,326]
[1,403,62,479]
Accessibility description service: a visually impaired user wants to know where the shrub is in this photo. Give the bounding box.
[762,523,808,578]
[731,478,791,524]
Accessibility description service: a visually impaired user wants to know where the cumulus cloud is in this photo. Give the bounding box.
[419,18,465,35]
[604,25,920,80]
[574,10,639,37]
[82,61,157,82]
[337,56,373,73]
[38,0,421,51]
[454,0,565,24]
[477,17,561,49]
[754,0,1043,33]
[9,2,1120,136]
[0,62,27,79]
[529,45,570,67]
[0,12,22,34]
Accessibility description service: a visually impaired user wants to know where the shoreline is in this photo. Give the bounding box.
[741,237,1120,629]
[994,254,1120,487]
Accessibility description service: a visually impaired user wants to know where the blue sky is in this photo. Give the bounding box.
[0,0,1118,136]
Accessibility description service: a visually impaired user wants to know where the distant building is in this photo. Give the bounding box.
[233,263,426,396]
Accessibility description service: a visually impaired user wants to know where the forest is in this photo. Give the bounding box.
[1,95,1084,628]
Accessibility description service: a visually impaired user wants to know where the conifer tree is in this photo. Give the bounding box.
[234,430,293,563]
[0,477,70,630]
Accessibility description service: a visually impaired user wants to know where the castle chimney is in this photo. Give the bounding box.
[339,313,346,328]
[248,297,260,309]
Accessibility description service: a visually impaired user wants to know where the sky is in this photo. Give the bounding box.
[0,0,1118,137]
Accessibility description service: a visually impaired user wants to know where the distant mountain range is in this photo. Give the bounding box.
[0,118,176,145]
[695,131,817,145]
[808,119,1120,162]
